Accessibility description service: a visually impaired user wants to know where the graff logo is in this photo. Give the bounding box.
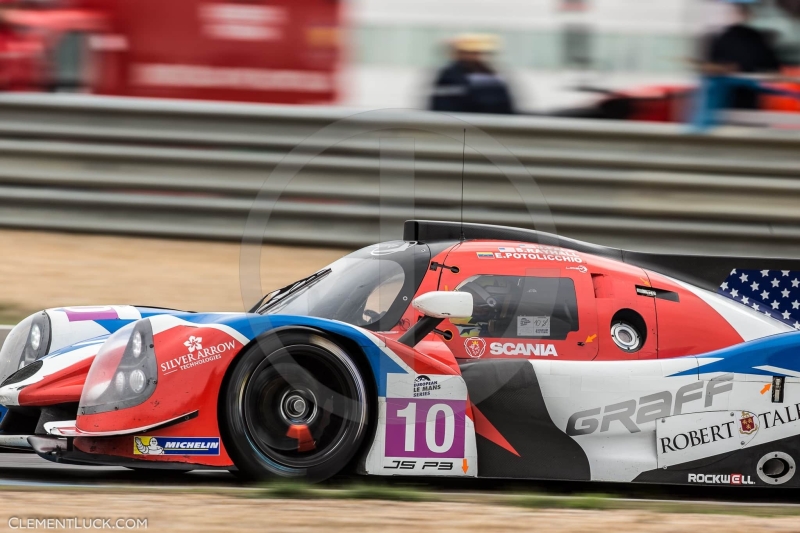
[567,375,734,436]
[184,336,203,353]
[739,411,757,435]
[464,337,486,358]
[567,266,588,274]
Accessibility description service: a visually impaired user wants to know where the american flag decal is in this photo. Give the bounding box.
[718,269,800,330]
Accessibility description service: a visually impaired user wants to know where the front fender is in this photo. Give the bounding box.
[73,313,478,474]
[73,314,410,465]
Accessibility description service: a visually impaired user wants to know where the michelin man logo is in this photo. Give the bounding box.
[134,436,164,455]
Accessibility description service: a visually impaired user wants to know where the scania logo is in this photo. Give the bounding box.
[464,337,486,358]
[490,342,558,357]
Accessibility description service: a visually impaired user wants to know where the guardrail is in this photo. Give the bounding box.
[0,93,798,255]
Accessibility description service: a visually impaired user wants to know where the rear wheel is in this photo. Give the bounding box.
[220,330,369,482]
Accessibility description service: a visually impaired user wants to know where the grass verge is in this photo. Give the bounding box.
[253,482,800,517]
[257,481,427,502]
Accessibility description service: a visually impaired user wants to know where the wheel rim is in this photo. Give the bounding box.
[240,341,366,470]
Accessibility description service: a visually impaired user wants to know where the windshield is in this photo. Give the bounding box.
[258,241,430,331]
[0,314,33,386]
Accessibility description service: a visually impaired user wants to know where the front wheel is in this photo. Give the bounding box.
[220,330,370,482]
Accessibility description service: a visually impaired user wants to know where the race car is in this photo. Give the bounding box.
[2,219,800,486]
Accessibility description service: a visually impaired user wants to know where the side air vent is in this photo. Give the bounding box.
[1,360,43,387]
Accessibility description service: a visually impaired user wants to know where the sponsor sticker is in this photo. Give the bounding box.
[413,375,442,397]
[490,342,558,357]
[756,402,800,429]
[133,436,220,456]
[384,460,454,471]
[688,473,755,485]
[739,411,757,435]
[517,315,550,337]
[464,337,486,358]
[385,398,466,459]
[491,246,583,263]
[567,377,735,436]
[160,335,235,375]
[659,419,741,454]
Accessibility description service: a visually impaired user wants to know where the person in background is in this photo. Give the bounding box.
[429,34,515,115]
[706,2,781,109]
[691,2,799,129]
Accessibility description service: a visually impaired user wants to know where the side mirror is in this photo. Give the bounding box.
[412,291,473,319]
[399,292,473,347]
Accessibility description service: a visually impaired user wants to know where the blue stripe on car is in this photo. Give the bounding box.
[178,313,409,396]
[670,330,800,378]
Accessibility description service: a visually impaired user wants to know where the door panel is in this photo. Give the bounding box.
[437,248,599,361]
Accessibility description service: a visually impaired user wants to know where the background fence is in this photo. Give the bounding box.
[0,93,798,255]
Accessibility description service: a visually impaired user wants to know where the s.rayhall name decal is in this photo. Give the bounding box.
[161,340,236,375]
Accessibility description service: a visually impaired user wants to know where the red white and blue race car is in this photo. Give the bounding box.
[2,220,800,486]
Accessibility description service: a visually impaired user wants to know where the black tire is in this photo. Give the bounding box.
[220,330,369,482]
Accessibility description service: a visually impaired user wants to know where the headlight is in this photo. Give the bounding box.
[131,331,143,358]
[79,319,157,415]
[129,369,146,394]
[114,371,126,394]
[0,312,51,386]
[29,324,41,351]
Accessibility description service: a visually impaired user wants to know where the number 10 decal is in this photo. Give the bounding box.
[385,398,466,458]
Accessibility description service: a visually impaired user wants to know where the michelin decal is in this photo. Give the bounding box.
[134,436,220,456]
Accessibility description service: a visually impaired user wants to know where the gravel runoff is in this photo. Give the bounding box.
[2,492,800,533]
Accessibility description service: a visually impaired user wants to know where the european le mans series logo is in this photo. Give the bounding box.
[134,436,220,456]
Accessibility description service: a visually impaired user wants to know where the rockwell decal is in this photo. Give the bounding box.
[688,473,755,485]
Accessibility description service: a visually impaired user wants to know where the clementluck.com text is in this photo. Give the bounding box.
[8,517,148,530]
